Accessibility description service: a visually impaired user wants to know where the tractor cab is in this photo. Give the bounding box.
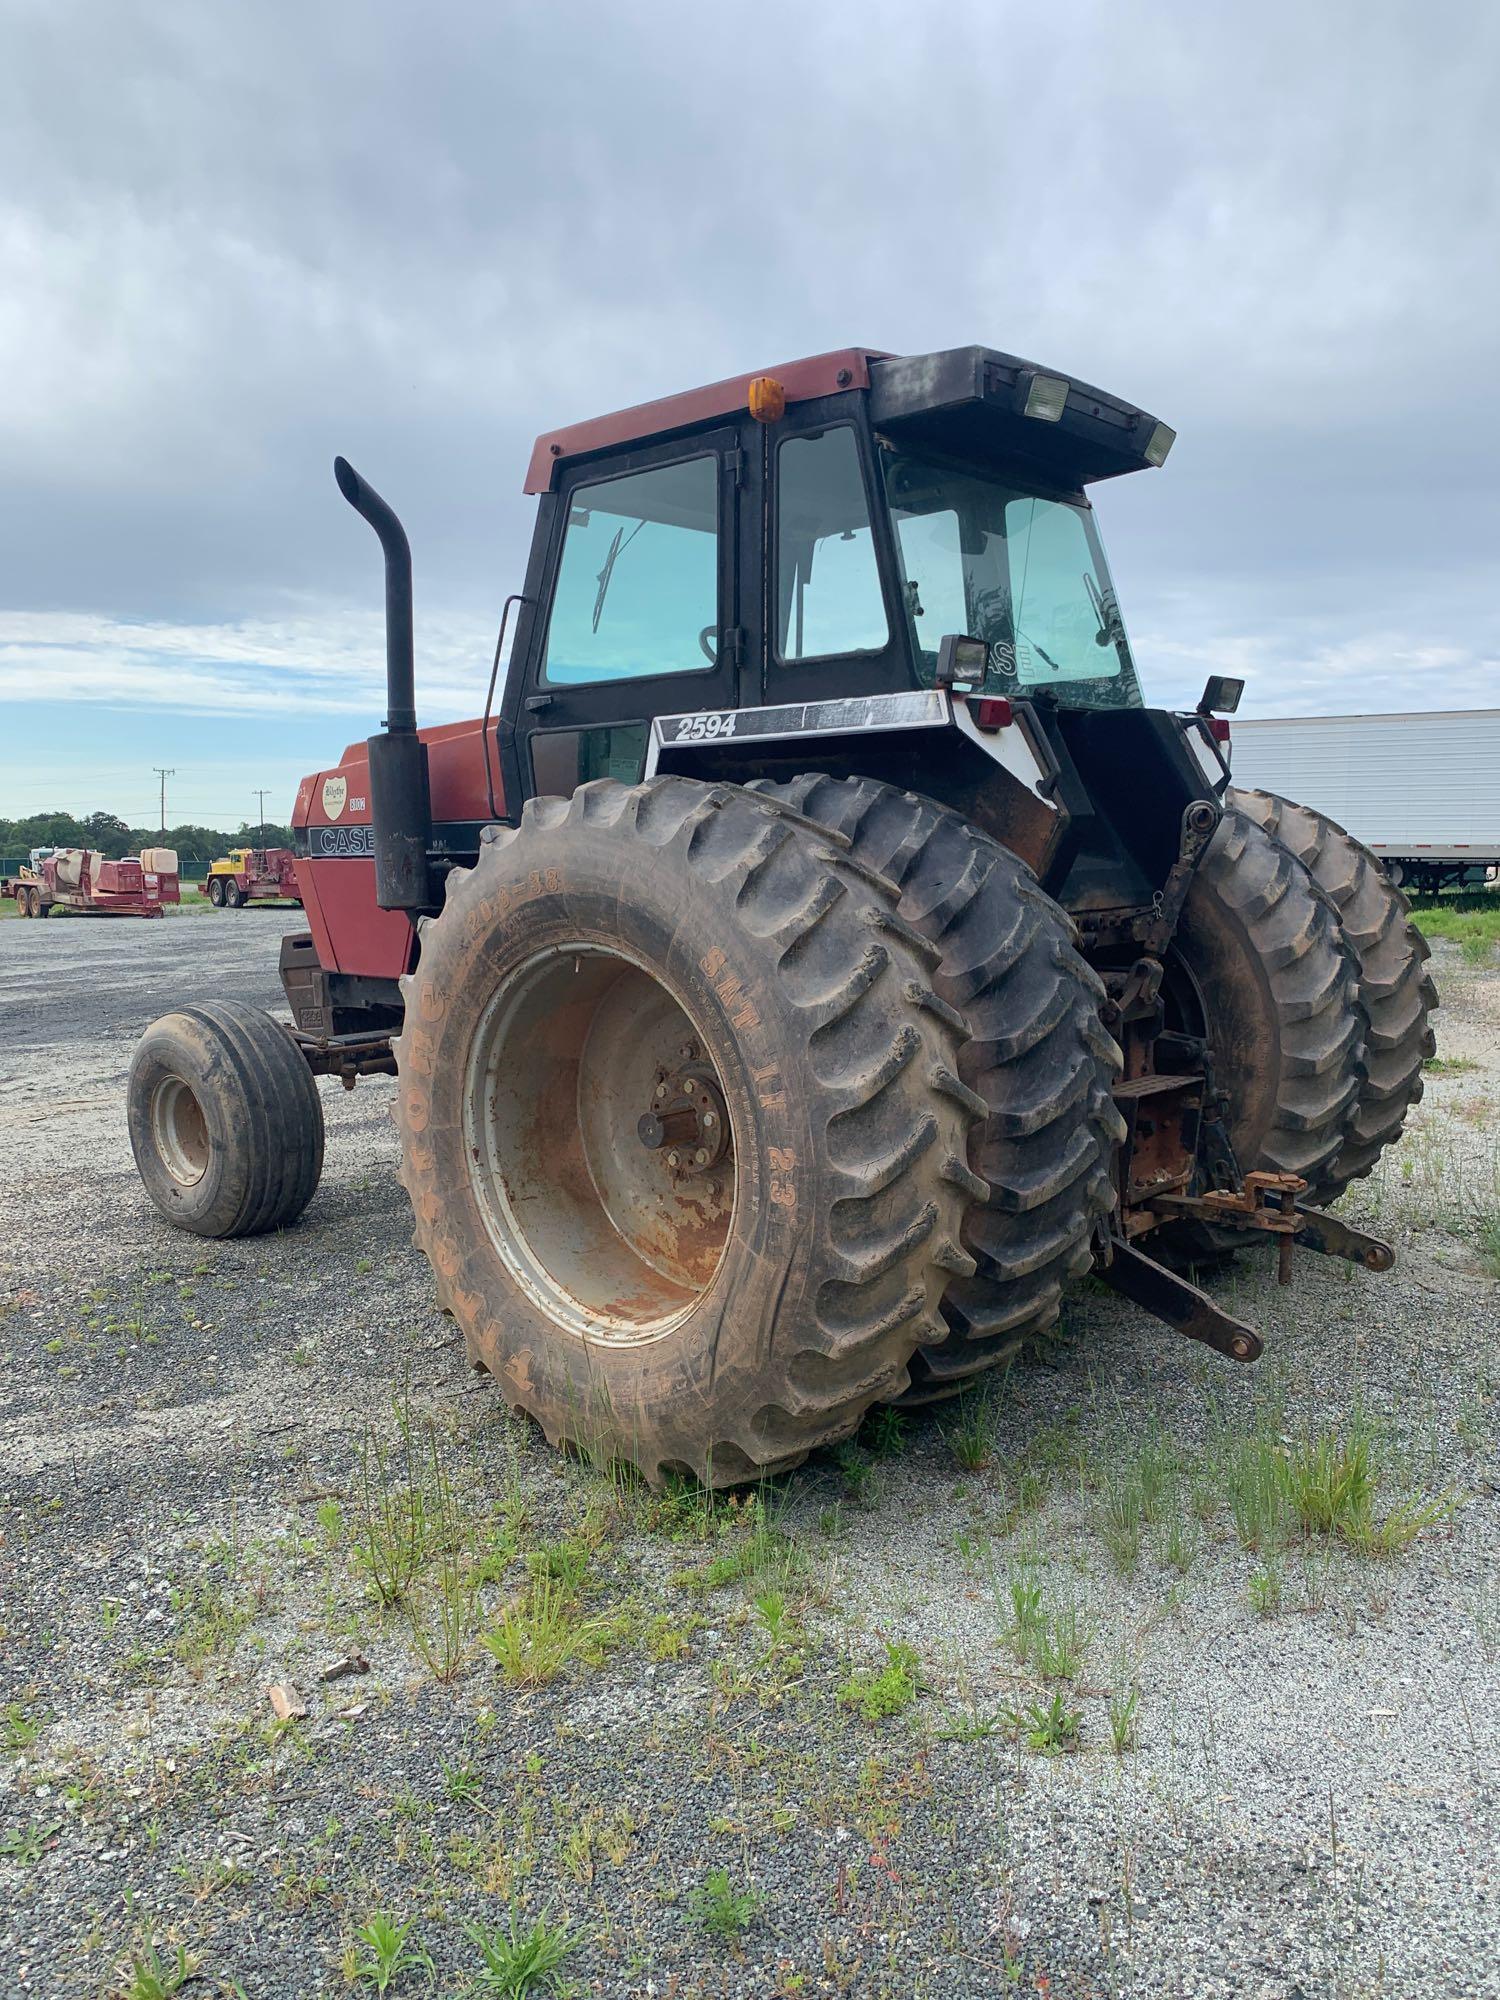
[492,346,1223,923]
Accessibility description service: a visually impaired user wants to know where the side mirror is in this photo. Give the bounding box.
[1197,674,1245,716]
[935,634,988,692]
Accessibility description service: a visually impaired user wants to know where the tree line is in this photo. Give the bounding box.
[0,811,296,871]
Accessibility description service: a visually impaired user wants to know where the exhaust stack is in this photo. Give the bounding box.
[334,456,432,912]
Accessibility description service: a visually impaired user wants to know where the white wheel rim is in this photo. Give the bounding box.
[462,944,737,1346]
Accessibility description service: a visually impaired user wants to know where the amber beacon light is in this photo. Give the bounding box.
[748,375,786,423]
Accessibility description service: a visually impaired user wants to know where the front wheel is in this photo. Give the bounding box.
[128,1001,325,1236]
[393,777,981,1486]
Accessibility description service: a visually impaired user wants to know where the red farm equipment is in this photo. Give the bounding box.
[202,846,303,909]
[6,846,181,918]
[127,344,1435,1486]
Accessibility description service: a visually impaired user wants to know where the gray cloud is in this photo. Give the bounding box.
[1,0,1496,725]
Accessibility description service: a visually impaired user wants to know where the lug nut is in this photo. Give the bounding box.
[666,1149,680,1170]
[702,1111,716,1128]
[655,1081,667,1100]
[695,1149,709,1166]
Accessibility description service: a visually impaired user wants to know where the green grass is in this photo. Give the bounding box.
[1410,889,1500,950]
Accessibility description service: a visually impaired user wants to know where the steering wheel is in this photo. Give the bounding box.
[698,624,717,664]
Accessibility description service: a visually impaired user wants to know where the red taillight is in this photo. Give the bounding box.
[1207,716,1231,743]
[973,697,1013,733]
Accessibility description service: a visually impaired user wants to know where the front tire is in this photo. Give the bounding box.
[128,1001,325,1237]
[393,777,982,1485]
[1230,788,1437,1201]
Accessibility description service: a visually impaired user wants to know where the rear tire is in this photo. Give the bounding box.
[393,777,981,1485]
[1168,805,1366,1198]
[757,774,1124,1400]
[207,877,225,907]
[128,1001,324,1237]
[224,880,244,909]
[1230,788,1437,1201]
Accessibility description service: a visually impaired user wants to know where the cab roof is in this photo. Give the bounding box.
[524,345,1173,494]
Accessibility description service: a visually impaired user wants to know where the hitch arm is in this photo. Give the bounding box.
[1292,1205,1395,1273]
[1099,1239,1262,1363]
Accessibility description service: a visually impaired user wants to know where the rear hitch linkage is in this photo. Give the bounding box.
[1102,1169,1395,1365]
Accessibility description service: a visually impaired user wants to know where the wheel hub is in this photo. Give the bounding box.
[636,1045,730,1177]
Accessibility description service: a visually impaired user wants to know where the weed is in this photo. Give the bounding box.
[481,1578,623,1687]
[645,1611,702,1661]
[935,1709,1003,1741]
[1477,1215,1500,1279]
[1033,1603,1089,1681]
[0,1819,61,1864]
[443,1761,485,1807]
[1247,1565,1282,1616]
[526,1536,591,1591]
[1098,1471,1144,1572]
[466,1908,576,1996]
[1004,1691,1082,1756]
[687,1865,762,1939]
[1459,935,1493,967]
[115,1936,200,2000]
[833,1442,877,1506]
[1163,1510,1197,1575]
[1423,1054,1478,1075]
[352,1392,446,1607]
[861,1405,907,1458]
[837,1641,920,1722]
[946,1392,995,1472]
[1,1703,39,1754]
[1002,1574,1045,1661]
[344,1910,433,1993]
[1107,1683,1140,1755]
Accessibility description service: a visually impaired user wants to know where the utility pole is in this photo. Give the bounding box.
[153,767,176,838]
[253,789,271,841]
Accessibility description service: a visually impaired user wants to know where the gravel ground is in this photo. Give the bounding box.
[1,910,1496,2000]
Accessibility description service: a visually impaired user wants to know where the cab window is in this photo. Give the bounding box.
[775,427,888,662]
[542,455,719,685]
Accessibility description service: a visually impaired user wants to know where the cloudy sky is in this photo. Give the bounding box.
[2,0,1496,830]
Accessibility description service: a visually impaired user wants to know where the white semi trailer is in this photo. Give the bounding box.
[1229,709,1500,892]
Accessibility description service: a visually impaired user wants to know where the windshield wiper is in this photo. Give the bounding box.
[1084,571,1125,649]
[592,519,646,632]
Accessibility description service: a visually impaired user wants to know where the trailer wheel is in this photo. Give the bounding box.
[393,777,981,1486]
[207,877,225,907]
[128,1001,324,1237]
[1231,788,1437,1200]
[757,774,1124,1400]
[1167,805,1366,1201]
[224,880,244,909]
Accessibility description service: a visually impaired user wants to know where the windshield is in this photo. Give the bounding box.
[881,448,1143,709]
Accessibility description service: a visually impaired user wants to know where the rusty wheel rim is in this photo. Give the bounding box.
[150,1075,211,1186]
[463,944,737,1346]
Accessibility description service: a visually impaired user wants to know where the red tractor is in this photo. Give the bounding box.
[127,345,1435,1484]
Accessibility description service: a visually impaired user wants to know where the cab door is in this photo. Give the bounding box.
[506,428,743,804]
